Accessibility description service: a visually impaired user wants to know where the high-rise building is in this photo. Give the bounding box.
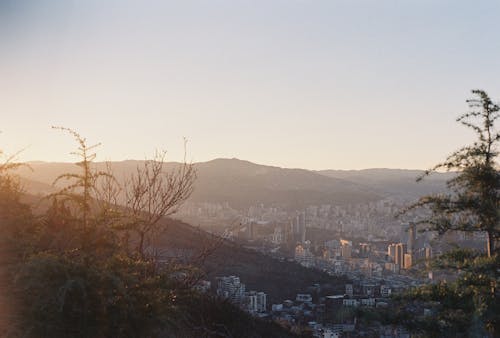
[216,276,246,304]
[395,243,406,269]
[387,243,397,261]
[341,239,352,259]
[407,222,416,254]
[292,216,300,234]
[246,291,267,313]
[404,253,413,269]
[400,222,409,244]
[299,211,306,243]
[256,292,267,312]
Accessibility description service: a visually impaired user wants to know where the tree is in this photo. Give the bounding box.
[11,130,198,337]
[0,147,29,228]
[399,90,500,336]
[408,89,499,257]
[7,128,288,338]
[124,148,196,258]
[51,127,112,227]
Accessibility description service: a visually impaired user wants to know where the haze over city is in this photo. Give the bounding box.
[2,0,500,169]
[1,1,500,337]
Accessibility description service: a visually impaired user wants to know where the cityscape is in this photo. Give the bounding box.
[176,195,484,337]
[1,1,499,337]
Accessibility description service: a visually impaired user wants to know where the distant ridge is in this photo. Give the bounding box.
[15,158,450,209]
[191,158,380,208]
[318,168,453,199]
[16,158,379,209]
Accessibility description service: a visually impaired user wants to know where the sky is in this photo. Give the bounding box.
[1,0,500,170]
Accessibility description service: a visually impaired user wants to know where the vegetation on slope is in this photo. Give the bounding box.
[0,130,295,338]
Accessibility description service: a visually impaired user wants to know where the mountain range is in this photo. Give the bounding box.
[15,158,452,209]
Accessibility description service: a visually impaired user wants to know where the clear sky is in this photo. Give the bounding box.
[1,0,500,170]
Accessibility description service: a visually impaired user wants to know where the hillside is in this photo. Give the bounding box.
[16,159,456,209]
[13,188,347,305]
[318,168,453,200]
[1,193,298,338]
[191,158,380,209]
[16,159,382,210]
[155,218,348,304]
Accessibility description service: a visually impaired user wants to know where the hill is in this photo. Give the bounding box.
[15,159,455,209]
[318,168,453,200]
[13,188,347,306]
[0,193,298,338]
[190,158,380,209]
[16,159,382,210]
[155,218,348,304]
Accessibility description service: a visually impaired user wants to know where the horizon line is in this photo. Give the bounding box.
[21,157,437,172]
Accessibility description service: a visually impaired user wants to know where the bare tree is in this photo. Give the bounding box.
[124,147,196,257]
[94,162,124,226]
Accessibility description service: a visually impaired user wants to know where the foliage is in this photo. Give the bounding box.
[406,90,499,256]
[389,266,500,337]
[16,252,176,338]
[399,90,500,336]
[0,129,292,338]
[50,127,112,231]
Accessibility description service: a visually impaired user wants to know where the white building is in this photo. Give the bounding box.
[295,243,314,267]
[271,227,283,244]
[216,276,245,304]
[246,291,267,314]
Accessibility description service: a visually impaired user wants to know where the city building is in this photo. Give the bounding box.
[407,222,416,254]
[295,242,314,267]
[246,291,267,314]
[380,285,391,297]
[271,226,283,244]
[395,243,406,269]
[404,253,413,269]
[299,211,306,243]
[216,275,246,304]
[387,243,397,261]
[359,243,371,256]
[345,284,353,297]
[341,239,352,259]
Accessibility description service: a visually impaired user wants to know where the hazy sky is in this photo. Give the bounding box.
[1,0,500,170]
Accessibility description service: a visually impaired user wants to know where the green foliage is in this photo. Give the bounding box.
[52,127,115,227]
[407,90,500,256]
[14,252,186,338]
[174,293,295,338]
[399,90,500,336]
[389,269,500,337]
[0,130,293,338]
[1,131,185,337]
